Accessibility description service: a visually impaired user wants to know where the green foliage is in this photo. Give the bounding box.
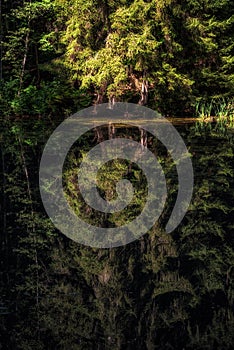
[1,0,233,116]
[0,0,234,349]
[0,79,92,117]
[1,119,234,348]
[194,98,234,133]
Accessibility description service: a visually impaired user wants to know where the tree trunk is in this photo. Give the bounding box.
[0,143,8,283]
[18,0,31,95]
[18,28,30,95]
[139,80,148,106]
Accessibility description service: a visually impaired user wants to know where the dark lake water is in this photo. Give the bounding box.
[0,117,233,349]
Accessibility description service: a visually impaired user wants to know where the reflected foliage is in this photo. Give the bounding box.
[0,118,233,349]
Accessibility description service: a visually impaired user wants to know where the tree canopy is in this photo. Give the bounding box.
[1,0,233,116]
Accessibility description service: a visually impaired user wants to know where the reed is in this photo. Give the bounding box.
[195,99,214,120]
[195,98,234,130]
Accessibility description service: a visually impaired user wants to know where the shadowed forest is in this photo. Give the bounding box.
[0,1,234,349]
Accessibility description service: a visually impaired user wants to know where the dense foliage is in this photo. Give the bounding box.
[0,0,234,115]
[0,118,234,349]
[0,1,234,349]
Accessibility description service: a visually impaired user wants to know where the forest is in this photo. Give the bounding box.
[0,0,234,349]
